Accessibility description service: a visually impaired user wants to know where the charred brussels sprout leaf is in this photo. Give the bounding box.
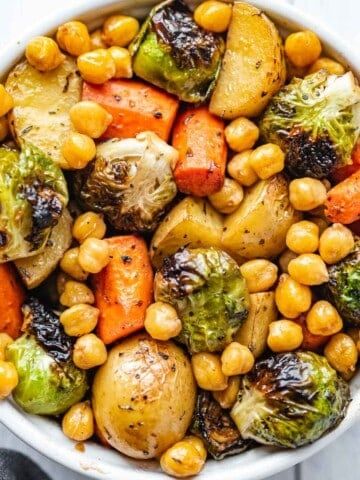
[0,144,68,262]
[130,0,224,102]
[191,390,253,460]
[231,351,350,448]
[154,247,249,353]
[260,71,360,178]
[74,131,178,232]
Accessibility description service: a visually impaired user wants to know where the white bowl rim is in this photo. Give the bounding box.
[1,1,360,479]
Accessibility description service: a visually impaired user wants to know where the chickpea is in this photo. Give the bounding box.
[77,49,116,84]
[61,133,96,169]
[308,57,345,75]
[306,300,343,336]
[213,376,240,409]
[285,30,322,67]
[308,216,329,234]
[286,220,319,254]
[0,117,9,141]
[0,361,18,399]
[267,320,304,353]
[191,353,228,391]
[78,238,110,274]
[70,101,113,138]
[144,302,182,341]
[249,144,285,180]
[25,36,64,72]
[324,333,358,376]
[73,212,107,243]
[289,178,327,211]
[160,440,205,478]
[60,247,88,281]
[73,333,107,369]
[221,342,254,376]
[184,436,207,461]
[56,21,91,56]
[275,273,312,318]
[0,85,14,117]
[108,46,132,78]
[194,1,232,33]
[60,304,99,337]
[279,249,298,274]
[224,117,259,152]
[240,259,278,293]
[0,333,13,362]
[62,402,94,441]
[60,280,95,307]
[288,253,329,286]
[102,15,139,47]
[319,223,355,264]
[227,150,258,187]
[90,29,107,50]
[208,178,244,214]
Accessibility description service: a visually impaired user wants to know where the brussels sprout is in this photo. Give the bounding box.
[191,390,253,460]
[0,144,68,262]
[231,351,350,448]
[260,71,360,178]
[327,242,360,325]
[74,131,178,232]
[154,247,249,353]
[130,0,224,103]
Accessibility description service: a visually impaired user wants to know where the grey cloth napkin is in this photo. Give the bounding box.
[0,450,51,480]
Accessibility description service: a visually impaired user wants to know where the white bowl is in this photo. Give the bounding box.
[1,1,359,479]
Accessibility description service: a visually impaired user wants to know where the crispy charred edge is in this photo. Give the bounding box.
[191,390,253,460]
[22,297,73,363]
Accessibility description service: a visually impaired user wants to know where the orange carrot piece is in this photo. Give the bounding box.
[293,315,329,352]
[82,79,179,141]
[0,263,25,339]
[93,236,153,345]
[332,143,360,183]
[325,170,360,224]
[172,106,227,197]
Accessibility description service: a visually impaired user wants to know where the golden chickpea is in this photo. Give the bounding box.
[60,247,88,281]
[249,144,285,180]
[60,304,99,337]
[0,361,18,399]
[108,46,132,78]
[225,117,259,152]
[60,281,95,307]
[62,402,94,441]
[194,0,232,33]
[102,15,139,47]
[77,49,116,84]
[267,320,303,353]
[0,333,13,362]
[208,178,244,214]
[308,216,329,234]
[240,259,278,293]
[184,436,207,461]
[73,212,107,243]
[70,101,113,138]
[144,302,182,341]
[56,21,91,56]
[308,57,345,75]
[227,150,258,187]
[73,333,107,369]
[288,253,329,286]
[324,333,358,376]
[90,29,107,50]
[279,249,298,274]
[213,375,240,409]
[285,30,322,67]
[61,133,96,169]
[289,178,327,211]
[0,117,9,141]
[286,220,319,254]
[78,238,110,274]
[160,440,205,478]
[191,353,228,391]
[275,273,312,318]
[306,300,343,336]
[25,36,64,72]
[0,85,14,117]
[319,223,355,264]
[221,342,254,376]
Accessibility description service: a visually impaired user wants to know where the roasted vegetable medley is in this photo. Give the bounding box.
[0,0,360,477]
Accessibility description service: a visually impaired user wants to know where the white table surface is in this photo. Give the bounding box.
[0,1,359,479]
